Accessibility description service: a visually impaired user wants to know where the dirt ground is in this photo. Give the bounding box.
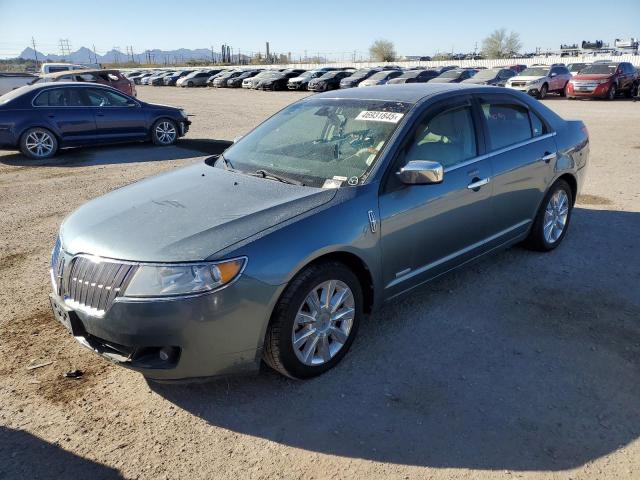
[0,86,638,480]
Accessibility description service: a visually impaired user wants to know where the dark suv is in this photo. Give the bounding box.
[567,62,638,100]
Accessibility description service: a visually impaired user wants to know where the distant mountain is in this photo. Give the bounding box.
[18,46,226,64]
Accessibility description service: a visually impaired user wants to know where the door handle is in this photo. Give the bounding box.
[541,151,557,163]
[96,113,105,117]
[467,177,490,190]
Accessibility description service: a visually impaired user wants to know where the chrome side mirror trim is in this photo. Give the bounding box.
[396,160,444,185]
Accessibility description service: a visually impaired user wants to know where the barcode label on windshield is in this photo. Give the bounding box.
[355,111,404,123]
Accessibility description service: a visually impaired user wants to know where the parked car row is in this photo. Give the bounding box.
[124,61,639,99]
[506,62,639,99]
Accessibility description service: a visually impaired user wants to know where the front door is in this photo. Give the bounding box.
[83,87,147,141]
[378,98,493,299]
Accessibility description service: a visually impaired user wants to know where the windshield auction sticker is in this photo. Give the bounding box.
[355,111,404,123]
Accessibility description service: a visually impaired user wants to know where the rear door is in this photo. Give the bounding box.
[32,87,97,145]
[475,94,557,240]
[83,87,147,141]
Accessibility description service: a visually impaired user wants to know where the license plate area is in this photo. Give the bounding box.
[49,295,84,336]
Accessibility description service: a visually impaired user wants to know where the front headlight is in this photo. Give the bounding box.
[179,108,187,118]
[526,80,540,86]
[124,258,246,298]
[596,79,610,84]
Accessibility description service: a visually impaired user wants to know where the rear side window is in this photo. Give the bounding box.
[33,88,83,107]
[481,103,532,150]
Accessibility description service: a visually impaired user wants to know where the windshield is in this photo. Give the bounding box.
[220,98,412,187]
[579,64,617,75]
[439,70,463,78]
[319,71,341,80]
[520,67,550,76]
[350,69,376,79]
[369,71,396,80]
[471,69,500,80]
[397,70,423,79]
[567,63,587,72]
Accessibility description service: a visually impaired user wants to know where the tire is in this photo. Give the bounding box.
[524,179,573,252]
[559,82,568,97]
[625,83,636,98]
[20,127,58,159]
[607,85,616,100]
[264,261,363,379]
[187,81,194,87]
[538,83,548,99]
[151,119,178,146]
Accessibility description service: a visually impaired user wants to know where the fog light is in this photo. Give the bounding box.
[158,347,177,362]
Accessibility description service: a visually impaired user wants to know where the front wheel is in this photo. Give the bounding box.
[151,119,178,146]
[559,82,568,97]
[607,85,616,100]
[524,179,573,251]
[538,84,548,100]
[264,262,363,379]
[20,127,58,159]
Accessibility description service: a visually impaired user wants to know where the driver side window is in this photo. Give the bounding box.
[404,106,477,169]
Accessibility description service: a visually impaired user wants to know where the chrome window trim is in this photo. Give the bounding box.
[444,132,557,173]
[31,85,139,108]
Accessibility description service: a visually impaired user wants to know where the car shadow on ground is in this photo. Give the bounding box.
[0,138,232,167]
[151,207,640,471]
[0,427,123,479]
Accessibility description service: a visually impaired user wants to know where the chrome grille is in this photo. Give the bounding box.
[63,255,138,317]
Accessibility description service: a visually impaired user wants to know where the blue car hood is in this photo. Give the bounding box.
[60,162,336,262]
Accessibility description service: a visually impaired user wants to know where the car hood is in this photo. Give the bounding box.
[60,163,336,262]
[572,74,613,80]
[510,75,546,82]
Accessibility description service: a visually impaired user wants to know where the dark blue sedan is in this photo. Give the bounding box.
[0,82,190,159]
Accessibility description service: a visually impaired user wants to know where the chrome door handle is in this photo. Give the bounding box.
[541,152,557,163]
[467,178,490,190]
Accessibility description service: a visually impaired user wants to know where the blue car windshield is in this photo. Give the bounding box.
[222,98,412,187]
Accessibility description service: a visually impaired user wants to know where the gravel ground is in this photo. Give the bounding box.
[0,86,638,480]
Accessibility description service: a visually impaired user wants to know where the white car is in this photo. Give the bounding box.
[506,65,572,99]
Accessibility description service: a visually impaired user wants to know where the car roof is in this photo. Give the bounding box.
[312,83,495,104]
[12,81,126,96]
[44,69,120,79]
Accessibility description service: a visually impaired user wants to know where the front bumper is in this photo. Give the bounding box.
[507,83,541,96]
[566,82,610,98]
[49,275,282,380]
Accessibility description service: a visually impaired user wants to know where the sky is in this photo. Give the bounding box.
[1,0,638,59]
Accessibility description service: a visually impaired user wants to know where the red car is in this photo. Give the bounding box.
[567,62,638,100]
[33,69,137,97]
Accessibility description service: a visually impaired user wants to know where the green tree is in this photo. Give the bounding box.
[481,28,522,58]
[369,39,397,62]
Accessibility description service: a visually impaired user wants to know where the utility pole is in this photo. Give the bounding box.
[31,37,39,68]
[92,44,98,64]
[210,46,215,64]
[58,38,71,60]
[112,46,120,65]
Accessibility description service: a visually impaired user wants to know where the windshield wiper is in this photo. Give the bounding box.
[250,169,303,186]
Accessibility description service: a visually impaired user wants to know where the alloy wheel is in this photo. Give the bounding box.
[543,189,569,244]
[292,280,355,366]
[25,131,54,158]
[155,121,176,144]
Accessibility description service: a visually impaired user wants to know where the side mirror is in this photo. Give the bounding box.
[396,160,444,185]
[126,99,138,107]
[550,72,557,77]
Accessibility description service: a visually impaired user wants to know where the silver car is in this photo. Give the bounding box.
[49,84,589,381]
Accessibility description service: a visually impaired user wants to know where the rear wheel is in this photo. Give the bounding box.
[20,127,58,159]
[264,261,363,379]
[151,119,178,146]
[625,83,637,98]
[524,179,573,251]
